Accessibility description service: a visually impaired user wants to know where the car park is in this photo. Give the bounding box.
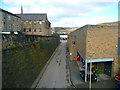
[80,70,97,82]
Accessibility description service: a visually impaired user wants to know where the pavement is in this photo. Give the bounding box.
[67,56,87,88]
[67,52,118,89]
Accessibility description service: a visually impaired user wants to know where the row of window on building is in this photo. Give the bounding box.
[3,15,20,21]
[1,21,20,28]
[1,15,20,27]
[23,28,42,32]
[23,21,43,25]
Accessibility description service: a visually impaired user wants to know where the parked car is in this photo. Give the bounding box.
[115,74,120,88]
[80,70,97,82]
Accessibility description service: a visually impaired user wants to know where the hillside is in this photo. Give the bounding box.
[51,27,75,32]
[97,21,119,26]
[57,27,79,34]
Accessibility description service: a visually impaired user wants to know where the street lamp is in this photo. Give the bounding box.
[89,54,92,89]
[85,59,87,82]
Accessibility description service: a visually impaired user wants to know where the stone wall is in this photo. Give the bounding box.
[118,37,120,56]
[68,25,119,76]
[21,20,51,36]
[1,9,21,31]
[2,34,60,88]
[68,26,87,60]
[86,25,118,59]
[118,38,120,73]
[69,25,118,60]
[0,10,2,31]
[86,25,118,76]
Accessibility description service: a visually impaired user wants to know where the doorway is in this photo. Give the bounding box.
[104,62,112,76]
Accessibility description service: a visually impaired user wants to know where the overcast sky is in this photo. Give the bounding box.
[0,0,119,27]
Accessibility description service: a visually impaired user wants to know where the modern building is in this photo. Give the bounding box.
[68,25,119,77]
[0,8,21,32]
[16,13,51,36]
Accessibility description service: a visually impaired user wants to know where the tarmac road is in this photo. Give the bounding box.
[36,40,72,88]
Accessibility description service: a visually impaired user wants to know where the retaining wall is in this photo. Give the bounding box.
[2,34,60,88]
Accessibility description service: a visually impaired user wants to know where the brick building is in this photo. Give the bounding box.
[0,8,21,32]
[16,13,51,36]
[68,25,119,77]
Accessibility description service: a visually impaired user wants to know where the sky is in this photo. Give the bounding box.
[0,0,119,27]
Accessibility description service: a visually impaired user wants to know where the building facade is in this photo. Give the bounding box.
[118,37,120,74]
[16,14,51,36]
[68,25,119,77]
[0,9,21,32]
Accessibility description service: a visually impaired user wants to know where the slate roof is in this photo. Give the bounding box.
[0,8,21,18]
[16,14,47,21]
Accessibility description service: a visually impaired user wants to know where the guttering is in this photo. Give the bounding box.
[87,58,114,63]
[77,50,114,63]
[77,50,86,61]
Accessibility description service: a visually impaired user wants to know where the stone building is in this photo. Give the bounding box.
[16,14,51,36]
[0,8,21,32]
[68,25,119,77]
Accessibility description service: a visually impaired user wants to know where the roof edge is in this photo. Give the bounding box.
[0,8,21,18]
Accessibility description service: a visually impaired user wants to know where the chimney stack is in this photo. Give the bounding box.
[21,6,23,14]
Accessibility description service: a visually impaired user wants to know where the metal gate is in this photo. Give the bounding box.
[104,62,112,76]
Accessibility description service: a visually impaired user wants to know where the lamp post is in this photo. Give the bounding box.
[85,59,87,82]
[89,54,92,90]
